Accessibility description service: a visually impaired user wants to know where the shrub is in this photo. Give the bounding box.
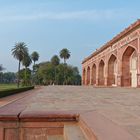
[0,86,34,98]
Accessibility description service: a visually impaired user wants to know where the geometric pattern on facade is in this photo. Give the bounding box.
[82,20,140,87]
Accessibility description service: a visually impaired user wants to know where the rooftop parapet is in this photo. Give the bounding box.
[82,19,140,64]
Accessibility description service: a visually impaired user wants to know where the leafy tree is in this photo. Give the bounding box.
[51,55,60,84]
[0,72,16,84]
[59,48,71,64]
[32,64,40,85]
[56,65,81,85]
[32,49,81,86]
[19,68,32,86]
[35,62,81,85]
[37,62,55,85]
[0,65,4,72]
[22,54,32,86]
[51,55,60,66]
[3,72,16,83]
[11,42,28,87]
[0,72,3,83]
[55,64,65,85]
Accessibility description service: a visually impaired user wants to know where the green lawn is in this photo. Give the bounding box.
[0,84,17,91]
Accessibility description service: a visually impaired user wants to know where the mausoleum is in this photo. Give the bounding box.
[82,20,140,87]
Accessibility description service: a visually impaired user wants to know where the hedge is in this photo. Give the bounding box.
[0,86,34,98]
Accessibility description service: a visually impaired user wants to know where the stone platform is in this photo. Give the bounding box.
[0,86,140,139]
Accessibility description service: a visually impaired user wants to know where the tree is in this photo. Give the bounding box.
[0,65,4,72]
[59,48,71,84]
[32,49,81,86]
[37,62,55,85]
[35,62,81,86]
[59,48,71,64]
[32,64,40,85]
[11,42,28,87]
[51,55,60,84]
[31,51,39,66]
[51,55,60,66]
[55,64,65,85]
[22,54,32,86]
[31,51,39,85]
[19,68,32,86]
[2,72,16,83]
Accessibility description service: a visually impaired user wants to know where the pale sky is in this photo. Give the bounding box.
[0,0,140,73]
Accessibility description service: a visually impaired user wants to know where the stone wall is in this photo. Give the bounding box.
[82,20,140,87]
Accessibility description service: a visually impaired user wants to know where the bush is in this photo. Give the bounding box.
[0,86,34,98]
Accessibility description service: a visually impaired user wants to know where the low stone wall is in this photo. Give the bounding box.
[0,100,137,140]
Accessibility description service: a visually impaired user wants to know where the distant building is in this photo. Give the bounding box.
[82,20,140,87]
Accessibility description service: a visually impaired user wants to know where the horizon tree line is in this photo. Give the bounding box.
[33,48,81,85]
[0,41,81,87]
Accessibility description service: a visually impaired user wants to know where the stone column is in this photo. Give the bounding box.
[137,37,140,87]
[85,68,88,86]
[117,49,122,86]
[90,65,93,85]
[82,68,85,85]
[96,62,99,86]
[104,60,108,86]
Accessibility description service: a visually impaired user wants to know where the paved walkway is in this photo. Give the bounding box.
[0,87,40,107]
[1,86,140,139]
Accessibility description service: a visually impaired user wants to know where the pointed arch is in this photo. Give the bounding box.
[122,46,137,87]
[98,60,105,85]
[108,54,117,86]
[83,68,86,85]
[92,64,96,85]
[87,66,91,85]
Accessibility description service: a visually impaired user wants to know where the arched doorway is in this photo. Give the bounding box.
[108,54,117,86]
[92,64,96,85]
[83,69,86,85]
[98,60,105,85]
[87,66,90,85]
[130,51,137,87]
[122,46,137,87]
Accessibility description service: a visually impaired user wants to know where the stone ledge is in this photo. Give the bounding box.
[0,106,138,140]
[80,111,138,140]
[19,110,79,122]
[0,102,80,122]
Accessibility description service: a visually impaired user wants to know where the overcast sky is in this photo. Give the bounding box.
[0,0,140,73]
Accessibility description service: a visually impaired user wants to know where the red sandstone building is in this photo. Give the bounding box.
[82,20,140,87]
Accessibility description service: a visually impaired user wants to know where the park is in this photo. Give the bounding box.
[0,1,140,140]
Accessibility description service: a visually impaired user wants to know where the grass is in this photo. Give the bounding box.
[0,84,17,91]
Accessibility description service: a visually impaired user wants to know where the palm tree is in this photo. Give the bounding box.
[51,55,60,66]
[59,48,71,85]
[59,48,71,64]
[11,42,28,87]
[31,51,39,85]
[22,54,32,86]
[31,51,39,66]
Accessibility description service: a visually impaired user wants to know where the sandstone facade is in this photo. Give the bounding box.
[82,20,140,87]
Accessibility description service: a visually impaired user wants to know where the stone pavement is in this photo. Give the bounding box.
[0,87,40,108]
[1,86,140,139]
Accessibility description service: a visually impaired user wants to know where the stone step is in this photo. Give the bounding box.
[47,135,64,140]
[64,124,87,140]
